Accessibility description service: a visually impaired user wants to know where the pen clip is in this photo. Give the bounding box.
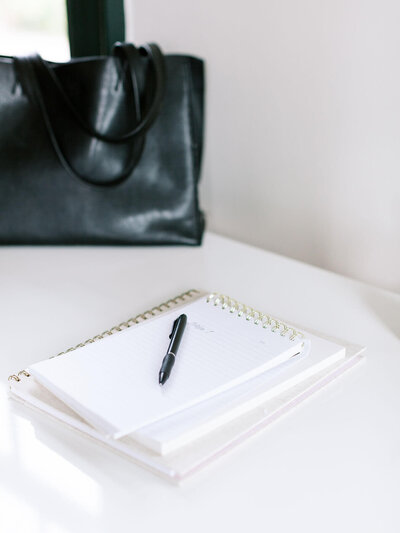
[169,317,180,339]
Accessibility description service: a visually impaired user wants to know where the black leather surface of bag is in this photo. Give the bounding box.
[0,42,205,245]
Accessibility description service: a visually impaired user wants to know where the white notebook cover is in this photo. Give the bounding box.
[26,294,306,438]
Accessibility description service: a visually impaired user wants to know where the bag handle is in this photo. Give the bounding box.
[14,43,166,186]
[32,43,166,143]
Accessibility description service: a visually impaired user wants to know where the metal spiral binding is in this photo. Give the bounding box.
[206,293,303,341]
[8,289,200,383]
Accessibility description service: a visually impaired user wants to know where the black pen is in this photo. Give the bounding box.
[159,314,187,385]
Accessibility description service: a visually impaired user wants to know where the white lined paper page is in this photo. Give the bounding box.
[28,296,305,438]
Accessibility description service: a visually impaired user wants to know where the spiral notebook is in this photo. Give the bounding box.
[20,291,308,438]
[8,290,365,480]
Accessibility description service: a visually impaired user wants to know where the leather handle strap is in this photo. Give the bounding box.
[29,42,166,143]
[13,43,166,186]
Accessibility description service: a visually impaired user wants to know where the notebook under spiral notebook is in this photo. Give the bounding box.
[8,290,364,480]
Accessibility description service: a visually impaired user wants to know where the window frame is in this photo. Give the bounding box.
[66,0,125,57]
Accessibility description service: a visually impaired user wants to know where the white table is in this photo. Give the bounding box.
[1,232,399,533]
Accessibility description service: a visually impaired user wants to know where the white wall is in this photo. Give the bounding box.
[126,0,400,292]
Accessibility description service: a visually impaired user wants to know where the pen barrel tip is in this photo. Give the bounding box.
[159,371,167,385]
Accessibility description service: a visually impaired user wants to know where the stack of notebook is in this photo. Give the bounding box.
[8,289,365,482]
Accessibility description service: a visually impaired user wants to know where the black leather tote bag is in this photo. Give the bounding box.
[0,42,205,244]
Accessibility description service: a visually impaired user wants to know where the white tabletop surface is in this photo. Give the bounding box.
[1,232,399,533]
